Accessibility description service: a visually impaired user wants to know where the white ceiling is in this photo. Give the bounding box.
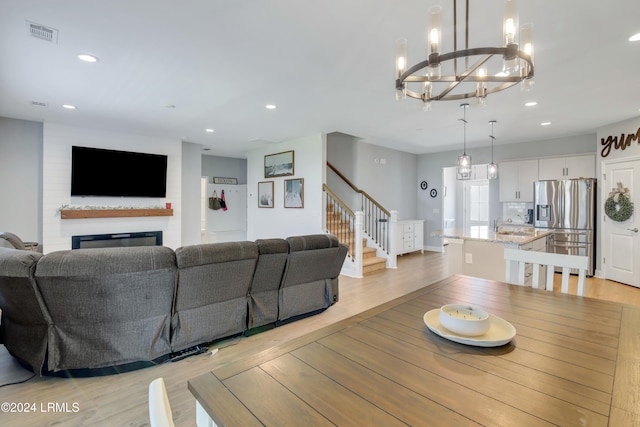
[1,0,639,158]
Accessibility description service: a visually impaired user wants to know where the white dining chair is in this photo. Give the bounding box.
[149,377,176,427]
[504,248,589,296]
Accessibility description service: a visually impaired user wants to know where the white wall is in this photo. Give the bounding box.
[0,118,42,243]
[246,134,325,240]
[354,142,418,220]
[42,123,182,252]
[326,133,360,211]
[201,155,247,184]
[327,133,419,220]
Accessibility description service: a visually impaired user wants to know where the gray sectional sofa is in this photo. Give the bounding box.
[0,234,347,375]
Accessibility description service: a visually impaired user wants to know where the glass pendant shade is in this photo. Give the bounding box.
[488,162,498,179]
[488,120,498,179]
[457,154,472,180]
[456,103,471,180]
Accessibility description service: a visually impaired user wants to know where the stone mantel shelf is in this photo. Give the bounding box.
[60,209,173,219]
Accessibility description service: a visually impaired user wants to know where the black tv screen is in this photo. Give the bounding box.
[71,146,168,197]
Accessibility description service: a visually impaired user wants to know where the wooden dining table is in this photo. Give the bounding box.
[188,274,640,426]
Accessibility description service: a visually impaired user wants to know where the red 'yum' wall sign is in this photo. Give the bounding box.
[601,127,640,157]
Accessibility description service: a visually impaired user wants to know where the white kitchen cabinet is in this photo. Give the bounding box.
[471,163,488,180]
[396,220,424,255]
[499,159,539,202]
[538,154,595,180]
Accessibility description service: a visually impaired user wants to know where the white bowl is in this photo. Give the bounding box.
[438,304,490,336]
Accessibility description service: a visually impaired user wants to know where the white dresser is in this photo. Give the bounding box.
[396,220,424,255]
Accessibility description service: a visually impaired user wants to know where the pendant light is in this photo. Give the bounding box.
[456,103,472,180]
[488,120,498,179]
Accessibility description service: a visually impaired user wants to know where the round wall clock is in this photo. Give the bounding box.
[430,189,438,198]
[420,181,428,190]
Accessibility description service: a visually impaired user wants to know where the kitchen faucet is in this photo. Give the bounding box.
[493,217,512,232]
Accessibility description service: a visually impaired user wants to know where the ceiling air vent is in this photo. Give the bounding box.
[26,21,58,43]
[31,101,48,108]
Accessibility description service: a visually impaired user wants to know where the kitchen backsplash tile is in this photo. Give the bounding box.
[502,202,533,224]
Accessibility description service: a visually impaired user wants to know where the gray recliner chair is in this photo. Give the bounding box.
[248,238,290,330]
[34,246,177,373]
[0,247,47,373]
[0,232,42,252]
[278,234,348,323]
[172,241,259,351]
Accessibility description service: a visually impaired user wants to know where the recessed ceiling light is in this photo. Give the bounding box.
[525,101,538,107]
[77,53,99,63]
[540,122,551,126]
[62,104,76,110]
[205,128,215,133]
[265,104,277,110]
[629,33,640,42]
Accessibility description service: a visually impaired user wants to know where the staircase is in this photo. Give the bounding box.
[326,203,387,275]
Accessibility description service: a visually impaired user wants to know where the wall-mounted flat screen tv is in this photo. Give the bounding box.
[71,146,168,197]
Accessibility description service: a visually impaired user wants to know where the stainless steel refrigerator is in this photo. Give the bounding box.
[534,178,596,276]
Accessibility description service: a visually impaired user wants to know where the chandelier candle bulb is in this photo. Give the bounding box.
[395,38,407,77]
[520,23,535,90]
[476,67,488,104]
[428,5,442,55]
[503,0,519,46]
[427,5,442,79]
[395,38,407,100]
[503,0,520,73]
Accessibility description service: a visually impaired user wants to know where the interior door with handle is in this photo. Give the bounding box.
[602,159,640,287]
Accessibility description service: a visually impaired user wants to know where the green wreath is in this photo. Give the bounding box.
[604,194,634,222]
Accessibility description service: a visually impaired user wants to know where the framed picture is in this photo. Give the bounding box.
[212,177,238,184]
[258,181,274,208]
[284,178,304,208]
[264,150,294,178]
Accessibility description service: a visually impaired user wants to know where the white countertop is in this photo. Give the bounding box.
[432,226,552,245]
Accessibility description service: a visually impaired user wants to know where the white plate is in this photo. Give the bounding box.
[423,309,516,347]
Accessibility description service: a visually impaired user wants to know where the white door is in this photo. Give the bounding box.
[464,180,489,229]
[602,158,640,287]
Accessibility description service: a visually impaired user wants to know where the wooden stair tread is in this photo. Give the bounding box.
[362,256,386,266]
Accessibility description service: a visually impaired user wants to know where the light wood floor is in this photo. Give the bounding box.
[0,250,638,426]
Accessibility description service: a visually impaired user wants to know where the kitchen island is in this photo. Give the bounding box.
[432,226,552,283]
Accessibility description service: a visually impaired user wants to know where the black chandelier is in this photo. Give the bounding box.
[395,0,534,108]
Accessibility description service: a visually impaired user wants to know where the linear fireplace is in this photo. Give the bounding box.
[72,231,163,249]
